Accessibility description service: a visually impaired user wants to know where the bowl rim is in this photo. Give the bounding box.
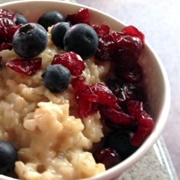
[0,0,171,179]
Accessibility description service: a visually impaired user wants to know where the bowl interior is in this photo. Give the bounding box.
[0,1,171,180]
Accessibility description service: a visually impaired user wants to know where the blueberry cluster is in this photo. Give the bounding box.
[12,10,99,93]
[13,11,99,60]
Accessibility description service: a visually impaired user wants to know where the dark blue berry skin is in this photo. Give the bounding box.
[0,141,18,174]
[15,13,28,25]
[42,64,71,93]
[51,22,71,48]
[38,11,65,31]
[12,23,48,58]
[105,130,138,160]
[64,23,99,60]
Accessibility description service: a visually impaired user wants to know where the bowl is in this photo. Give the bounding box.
[0,0,170,180]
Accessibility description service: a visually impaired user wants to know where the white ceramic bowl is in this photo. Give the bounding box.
[0,0,170,180]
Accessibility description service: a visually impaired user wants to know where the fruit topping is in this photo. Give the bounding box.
[94,24,144,63]
[115,61,143,83]
[95,32,117,61]
[104,130,138,160]
[106,79,145,102]
[15,13,28,25]
[0,140,18,175]
[52,52,85,76]
[66,8,90,25]
[51,22,71,48]
[115,35,143,63]
[100,105,137,130]
[71,79,119,118]
[71,75,87,92]
[122,25,145,44]
[0,9,16,21]
[127,101,154,146]
[0,42,12,51]
[12,23,48,58]
[42,64,71,93]
[90,83,118,106]
[64,23,99,60]
[92,23,110,37]
[93,147,122,169]
[0,9,21,44]
[6,57,42,76]
[38,10,65,31]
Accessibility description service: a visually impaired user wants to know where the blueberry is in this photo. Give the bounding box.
[12,23,48,58]
[64,23,99,60]
[51,22,71,48]
[38,11,65,30]
[42,64,71,93]
[0,141,18,174]
[15,13,28,25]
[105,130,138,160]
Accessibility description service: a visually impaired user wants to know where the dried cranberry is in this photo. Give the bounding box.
[115,35,143,63]
[127,101,154,146]
[111,31,124,41]
[100,105,137,129]
[92,23,110,37]
[71,76,87,92]
[66,8,90,25]
[95,25,144,64]
[115,61,143,83]
[95,33,117,61]
[7,24,21,40]
[0,20,21,43]
[76,97,93,118]
[122,25,145,44]
[52,52,85,76]
[90,83,118,106]
[0,9,21,43]
[75,87,98,118]
[93,148,122,169]
[72,80,120,118]
[6,58,42,75]
[71,77,98,118]
[0,43,12,51]
[0,17,14,27]
[0,9,16,22]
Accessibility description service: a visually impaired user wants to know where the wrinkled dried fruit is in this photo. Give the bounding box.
[127,101,154,146]
[92,23,110,37]
[93,148,122,169]
[52,52,85,76]
[122,25,145,44]
[6,58,42,75]
[66,8,90,25]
